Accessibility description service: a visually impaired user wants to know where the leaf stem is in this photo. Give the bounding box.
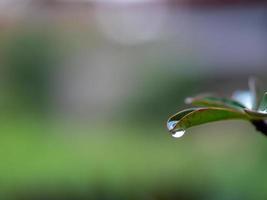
[251,120,267,135]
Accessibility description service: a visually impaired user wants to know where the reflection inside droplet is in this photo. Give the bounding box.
[172,130,185,138]
[167,121,178,131]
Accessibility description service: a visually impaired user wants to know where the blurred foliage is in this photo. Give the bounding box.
[1,28,61,114]
[124,66,207,125]
[1,118,267,199]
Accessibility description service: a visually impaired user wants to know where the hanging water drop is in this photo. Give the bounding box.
[167,120,178,131]
[172,129,186,138]
[167,120,186,138]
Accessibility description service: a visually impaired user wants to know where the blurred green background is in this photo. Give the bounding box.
[0,0,267,199]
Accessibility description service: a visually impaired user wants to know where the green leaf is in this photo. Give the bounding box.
[169,107,249,132]
[167,108,197,131]
[258,92,267,113]
[185,95,246,110]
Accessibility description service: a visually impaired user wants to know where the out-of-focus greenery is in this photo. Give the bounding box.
[124,70,206,124]
[1,117,267,200]
[1,28,61,114]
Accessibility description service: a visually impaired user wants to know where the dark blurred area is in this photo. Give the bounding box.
[1,0,267,199]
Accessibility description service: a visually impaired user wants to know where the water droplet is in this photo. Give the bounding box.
[167,121,178,131]
[172,129,186,138]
